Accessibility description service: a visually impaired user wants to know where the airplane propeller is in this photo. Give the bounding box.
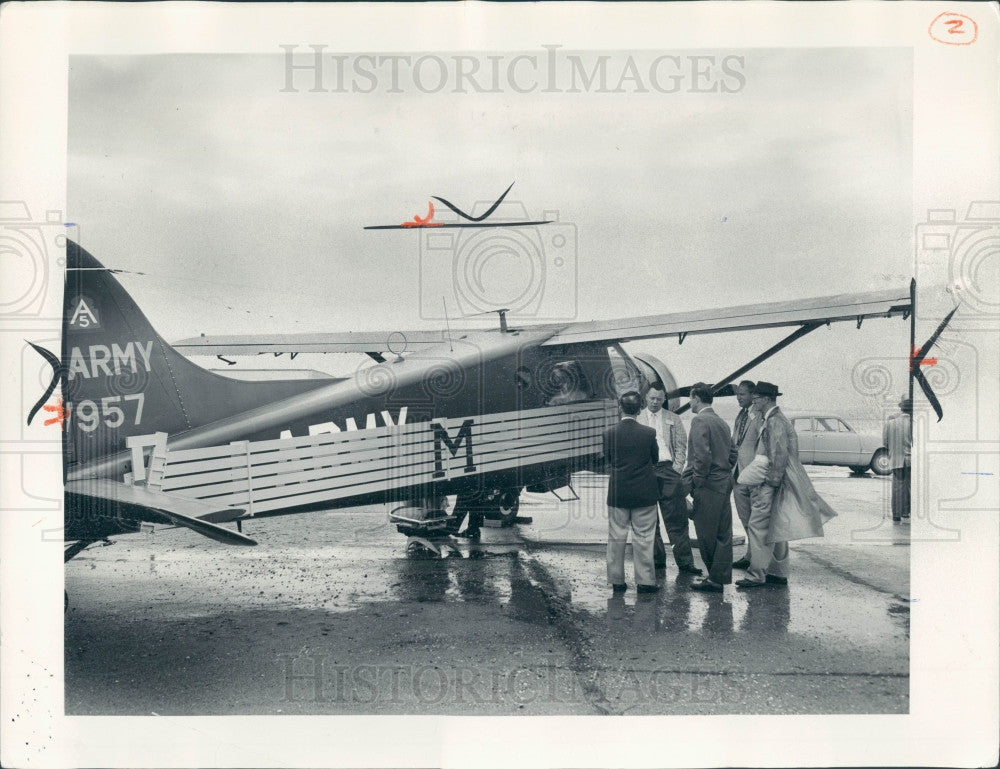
[910,305,959,422]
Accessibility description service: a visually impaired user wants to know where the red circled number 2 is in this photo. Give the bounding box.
[928,12,978,46]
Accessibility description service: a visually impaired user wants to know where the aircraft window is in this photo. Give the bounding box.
[606,344,642,397]
[815,418,837,432]
[545,361,592,405]
[793,418,812,432]
[837,419,853,432]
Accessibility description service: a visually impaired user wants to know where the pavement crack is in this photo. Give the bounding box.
[512,554,619,716]
[794,548,902,597]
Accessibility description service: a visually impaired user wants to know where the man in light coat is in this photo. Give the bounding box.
[736,381,792,588]
[883,396,912,521]
[638,383,702,575]
[736,381,836,588]
[729,380,761,569]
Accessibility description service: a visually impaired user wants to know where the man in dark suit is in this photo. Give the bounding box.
[684,382,735,593]
[603,391,661,594]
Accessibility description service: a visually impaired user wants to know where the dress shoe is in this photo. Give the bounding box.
[611,583,627,593]
[636,584,660,594]
[678,564,703,576]
[690,579,723,593]
[735,578,768,589]
[732,557,751,570]
[765,575,788,586]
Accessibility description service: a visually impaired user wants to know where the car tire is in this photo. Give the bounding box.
[848,465,869,476]
[870,449,891,476]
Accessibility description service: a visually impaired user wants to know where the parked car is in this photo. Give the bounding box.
[786,412,890,476]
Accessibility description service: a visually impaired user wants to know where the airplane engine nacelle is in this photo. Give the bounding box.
[631,352,681,413]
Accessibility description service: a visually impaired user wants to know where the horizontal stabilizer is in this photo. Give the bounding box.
[65,479,256,546]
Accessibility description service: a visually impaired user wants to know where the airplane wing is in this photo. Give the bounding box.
[540,287,911,345]
[171,288,910,355]
[171,330,484,356]
[65,479,256,546]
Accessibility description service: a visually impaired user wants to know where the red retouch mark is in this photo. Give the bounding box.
[401,201,443,228]
[912,347,938,366]
[42,397,68,427]
[31,518,44,527]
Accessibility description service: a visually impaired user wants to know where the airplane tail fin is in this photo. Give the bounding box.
[58,240,323,473]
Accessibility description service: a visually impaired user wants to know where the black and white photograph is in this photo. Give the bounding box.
[1,2,998,767]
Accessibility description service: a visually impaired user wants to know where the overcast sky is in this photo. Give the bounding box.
[68,48,913,422]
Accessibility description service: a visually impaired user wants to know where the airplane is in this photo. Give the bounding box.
[40,238,948,562]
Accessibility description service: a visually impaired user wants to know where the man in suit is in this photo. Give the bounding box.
[603,391,661,594]
[637,383,702,575]
[729,380,761,569]
[883,396,912,522]
[736,381,792,588]
[684,383,735,593]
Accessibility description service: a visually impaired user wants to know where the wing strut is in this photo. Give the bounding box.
[674,322,823,414]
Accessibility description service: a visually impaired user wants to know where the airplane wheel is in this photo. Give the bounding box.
[497,489,521,527]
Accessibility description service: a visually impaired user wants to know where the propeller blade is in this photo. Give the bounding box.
[912,366,944,422]
[667,383,736,400]
[26,342,62,426]
[913,305,958,366]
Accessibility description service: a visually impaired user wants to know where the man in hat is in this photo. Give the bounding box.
[684,383,734,593]
[736,381,792,588]
[603,391,662,594]
[883,396,912,521]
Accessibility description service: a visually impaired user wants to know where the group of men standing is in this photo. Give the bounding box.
[603,379,834,594]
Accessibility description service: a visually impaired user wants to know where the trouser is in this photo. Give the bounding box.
[652,463,697,569]
[745,484,790,583]
[891,466,910,520]
[732,481,753,558]
[607,504,658,587]
[691,486,733,585]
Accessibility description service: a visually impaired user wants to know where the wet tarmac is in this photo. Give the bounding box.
[65,468,909,715]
